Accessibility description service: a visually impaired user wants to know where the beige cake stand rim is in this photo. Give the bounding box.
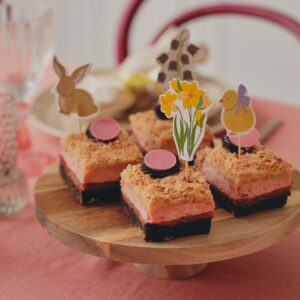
[35,164,300,279]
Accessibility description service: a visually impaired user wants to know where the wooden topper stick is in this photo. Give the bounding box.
[78,117,83,135]
[185,161,189,182]
[237,135,241,159]
[77,105,83,135]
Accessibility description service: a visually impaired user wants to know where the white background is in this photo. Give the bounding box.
[50,0,300,106]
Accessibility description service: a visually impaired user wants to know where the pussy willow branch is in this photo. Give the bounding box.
[176,31,186,79]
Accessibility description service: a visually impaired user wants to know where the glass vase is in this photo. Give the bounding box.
[0,93,28,216]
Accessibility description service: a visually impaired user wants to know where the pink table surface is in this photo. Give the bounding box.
[1,84,300,299]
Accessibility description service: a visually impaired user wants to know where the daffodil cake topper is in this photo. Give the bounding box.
[156,28,208,91]
[53,56,98,133]
[160,79,213,162]
[157,28,213,166]
[220,84,259,157]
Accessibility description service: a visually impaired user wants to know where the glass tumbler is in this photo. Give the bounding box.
[0,93,28,216]
[0,0,54,176]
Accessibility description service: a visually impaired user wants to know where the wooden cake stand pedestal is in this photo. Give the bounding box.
[35,164,300,280]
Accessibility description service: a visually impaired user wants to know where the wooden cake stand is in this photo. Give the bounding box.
[35,164,300,279]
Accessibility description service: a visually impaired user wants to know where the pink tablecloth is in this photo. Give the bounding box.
[1,98,300,300]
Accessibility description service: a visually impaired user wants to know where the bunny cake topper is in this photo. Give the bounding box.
[53,56,98,133]
[220,84,259,158]
[156,27,208,91]
[159,79,213,180]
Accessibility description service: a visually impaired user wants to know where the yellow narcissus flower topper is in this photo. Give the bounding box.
[170,79,211,110]
[160,91,177,117]
[195,110,204,125]
[159,79,213,162]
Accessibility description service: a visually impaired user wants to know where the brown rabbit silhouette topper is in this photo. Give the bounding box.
[53,56,98,118]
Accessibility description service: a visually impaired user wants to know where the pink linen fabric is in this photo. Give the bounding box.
[0,84,300,299]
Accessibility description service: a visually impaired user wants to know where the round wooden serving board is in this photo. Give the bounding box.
[35,164,300,279]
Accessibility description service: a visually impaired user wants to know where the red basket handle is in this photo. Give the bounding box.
[116,2,300,64]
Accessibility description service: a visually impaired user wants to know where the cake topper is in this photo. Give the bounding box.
[220,84,258,158]
[53,56,98,134]
[159,79,213,179]
[156,28,207,91]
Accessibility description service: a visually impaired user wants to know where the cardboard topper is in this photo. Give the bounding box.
[159,79,213,162]
[53,56,98,118]
[220,84,259,157]
[156,28,207,91]
[220,84,256,135]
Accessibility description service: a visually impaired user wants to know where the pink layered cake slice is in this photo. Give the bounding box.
[129,109,213,154]
[60,126,142,205]
[201,142,292,217]
[120,150,215,242]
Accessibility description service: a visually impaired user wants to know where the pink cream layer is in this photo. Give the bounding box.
[121,183,214,224]
[132,125,209,154]
[61,151,122,184]
[202,165,291,200]
[131,125,157,152]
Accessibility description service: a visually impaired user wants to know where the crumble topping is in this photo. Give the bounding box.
[61,129,142,173]
[203,143,292,184]
[129,109,213,149]
[120,163,214,212]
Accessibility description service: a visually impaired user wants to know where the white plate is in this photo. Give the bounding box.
[30,70,227,138]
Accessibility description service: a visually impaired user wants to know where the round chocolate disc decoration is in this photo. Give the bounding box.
[145,149,176,170]
[228,128,259,148]
[89,118,120,142]
[222,135,254,154]
[142,149,180,178]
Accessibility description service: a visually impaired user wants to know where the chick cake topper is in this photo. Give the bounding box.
[159,79,213,162]
[220,84,259,157]
[53,56,98,133]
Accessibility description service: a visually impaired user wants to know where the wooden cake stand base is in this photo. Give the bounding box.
[35,164,300,280]
[134,263,208,279]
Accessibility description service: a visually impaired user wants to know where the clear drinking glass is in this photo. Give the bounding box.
[0,0,54,176]
[0,93,28,216]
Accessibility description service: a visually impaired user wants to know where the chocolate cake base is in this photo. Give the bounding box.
[59,162,120,205]
[210,184,290,217]
[121,199,212,242]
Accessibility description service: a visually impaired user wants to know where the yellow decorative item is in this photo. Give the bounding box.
[201,93,212,109]
[160,91,177,117]
[170,79,212,110]
[170,78,181,92]
[177,81,204,109]
[118,70,154,88]
[195,111,203,124]
[220,84,256,135]
[159,79,213,162]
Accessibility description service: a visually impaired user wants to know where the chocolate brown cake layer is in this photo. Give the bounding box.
[210,184,290,217]
[121,198,212,242]
[59,161,120,205]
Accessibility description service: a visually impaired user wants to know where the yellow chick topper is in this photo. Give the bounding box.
[220,84,256,135]
[53,56,98,118]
